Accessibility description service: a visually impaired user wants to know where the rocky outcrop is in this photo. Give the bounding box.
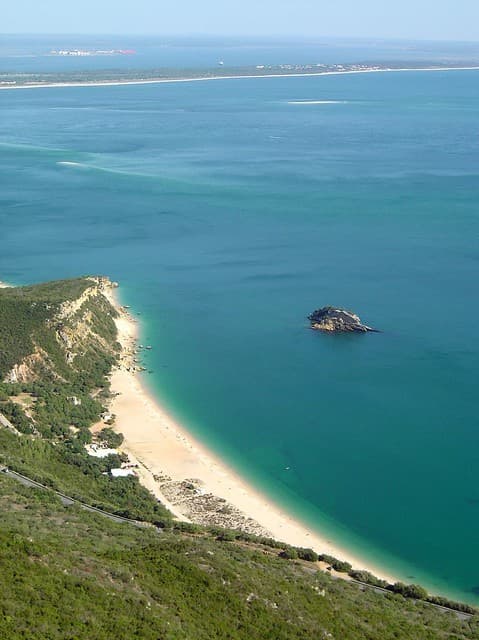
[158,477,270,536]
[5,348,51,383]
[308,307,377,333]
[55,276,115,321]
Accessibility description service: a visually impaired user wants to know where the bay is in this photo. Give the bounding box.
[1,67,478,603]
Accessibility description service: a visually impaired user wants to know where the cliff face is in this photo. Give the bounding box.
[5,348,49,384]
[0,277,120,384]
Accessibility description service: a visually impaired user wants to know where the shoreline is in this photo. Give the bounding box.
[104,283,398,584]
[1,65,479,91]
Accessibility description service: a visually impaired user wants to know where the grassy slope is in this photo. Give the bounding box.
[1,476,478,640]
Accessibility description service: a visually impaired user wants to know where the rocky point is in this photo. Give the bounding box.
[308,307,378,333]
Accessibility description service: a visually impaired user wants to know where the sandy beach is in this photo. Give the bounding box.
[1,66,479,92]
[103,283,397,584]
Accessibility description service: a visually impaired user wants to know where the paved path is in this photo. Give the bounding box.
[1,467,154,529]
[0,412,21,436]
[350,579,474,622]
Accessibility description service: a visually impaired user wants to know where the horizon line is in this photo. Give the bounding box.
[2,33,479,45]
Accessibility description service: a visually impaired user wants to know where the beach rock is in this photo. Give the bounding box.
[308,307,377,333]
[159,478,270,536]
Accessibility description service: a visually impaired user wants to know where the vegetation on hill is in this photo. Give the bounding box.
[0,278,89,376]
[0,277,171,524]
[1,476,478,640]
[0,428,170,524]
[0,277,118,386]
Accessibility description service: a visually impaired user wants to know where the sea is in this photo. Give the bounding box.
[1,36,479,604]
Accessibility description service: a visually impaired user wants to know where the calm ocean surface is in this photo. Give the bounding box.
[1,63,478,603]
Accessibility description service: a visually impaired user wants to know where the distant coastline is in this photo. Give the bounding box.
[1,64,479,91]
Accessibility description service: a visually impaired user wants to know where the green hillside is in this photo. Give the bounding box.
[1,476,478,640]
[0,277,171,523]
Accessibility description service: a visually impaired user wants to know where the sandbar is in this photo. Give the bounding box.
[1,66,479,91]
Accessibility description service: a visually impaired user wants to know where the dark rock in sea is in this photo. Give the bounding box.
[308,306,378,333]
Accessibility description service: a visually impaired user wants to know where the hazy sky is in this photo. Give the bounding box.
[3,0,479,40]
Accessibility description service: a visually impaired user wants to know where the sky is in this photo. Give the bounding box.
[2,0,479,41]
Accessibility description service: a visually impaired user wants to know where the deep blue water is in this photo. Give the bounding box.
[1,67,479,603]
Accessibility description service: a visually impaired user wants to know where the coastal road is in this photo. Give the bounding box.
[0,467,155,529]
[0,412,22,436]
[349,579,474,622]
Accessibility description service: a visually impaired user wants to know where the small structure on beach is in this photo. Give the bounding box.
[86,444,119,458]
[110,468,135,478]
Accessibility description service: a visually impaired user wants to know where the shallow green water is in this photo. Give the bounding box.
[1,69,478,603]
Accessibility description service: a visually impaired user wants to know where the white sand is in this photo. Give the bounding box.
[104,286,397,583]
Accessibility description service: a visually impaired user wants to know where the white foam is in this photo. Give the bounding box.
[287,100,348,105]
[57,161,84,167]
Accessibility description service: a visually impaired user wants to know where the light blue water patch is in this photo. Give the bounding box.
[3,35,479,73]
[1,69,479,604]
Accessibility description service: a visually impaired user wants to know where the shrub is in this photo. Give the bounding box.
[296,547,318,562]
[98,427,124,449]
[318,554,352,573]
[279,547,298,560]
[389,582,428,600]
[217,530,237,542]
[348,570,389,589]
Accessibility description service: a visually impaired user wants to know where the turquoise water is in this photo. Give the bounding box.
[1,69,479,603]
